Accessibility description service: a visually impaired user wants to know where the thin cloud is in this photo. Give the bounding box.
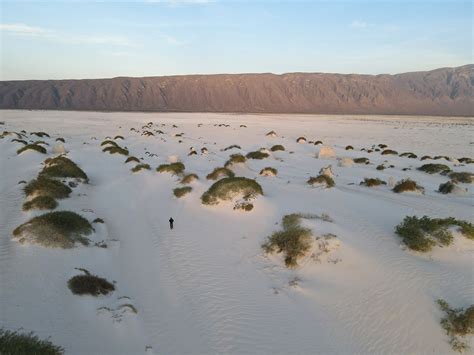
[350,20,369,29]
[0,23,134,47]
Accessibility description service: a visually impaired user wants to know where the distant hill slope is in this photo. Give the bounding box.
[0,65,472,116]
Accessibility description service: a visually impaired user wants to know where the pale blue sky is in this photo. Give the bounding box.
[0,0,472,80]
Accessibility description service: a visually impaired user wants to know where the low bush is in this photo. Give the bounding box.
[56,137,65,143]
[13,211,93,248]
[114,135,124,140]
[376,164,385,171]
[259,167,278,176]
[11,138,27,145]
[392,179,423,193]
[125,156,140,164]
[434,155,450,161]
[353,157,369,164]
[0,328,64,355]
[131,163,151,173]
[180,173,199,184]
[420,155,432,161]
[33,140,49,146]
[307,175,335,188]
[24,176,72,199]
[22,196,58,211]
[201,177,263,205]
[102,145,129,156]
[233,202,254,211]
[378,144,388,149]
[437,299,474,352]
[345,145,354,150]
[156,162,185,175]
[400,152,418,158]
[40,156,88,180]
[17,144,47,155]
[381,149,398,155]
[458,157,473,164]
[395,216,473,252]
[360,178,386,187]
[207,167,235,180]
[224,153,246,167]
[438,181,457,194]
[68,273,115,296]
[246,151,269,160]
[173,186,192,198]
[448,172,473,183]
[222,144,241,151]
[262,214,313,268]
[31,131,50,138]
[100,140,118,147]
[417,163,451,174]
[270,144,285,152]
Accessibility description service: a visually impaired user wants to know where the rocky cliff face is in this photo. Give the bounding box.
[1,65,472,116]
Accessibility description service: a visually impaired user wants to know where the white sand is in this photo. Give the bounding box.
[0,111,473,354]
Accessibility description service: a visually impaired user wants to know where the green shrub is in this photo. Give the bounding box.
[23,196,58,211]
[378,144,388,149]
[262,214,313,268]
[102,145,129,156]
[40,156,88,180]
[180,173,199,184]
[17,144,47,155]
[270,144,285,152]
[417,163,451,174]
[68,273,115,296]
[100,140,118,147]
[56,137,65,143]
[246,151,269,160]
[207,167,235,180]
[393,179,423,193]
[353,157,369,164]
[307,175,335,188]
[224,153,246,167]
[381,149,398,155]
[376,164,385,171]
[345,145,354,150]
[13,211,93,248]
[448,172,473,183]
[125,156,140,164]
[222,144,241,151]
[437,299,474,352]
[438,181,457,194]
[201,177,263,205]
[458,157,473,164]
[131,163,151,173]
[114,135,124,140]
[24,177,72,199]
[395,216,473,252]
[11,138,27,145]
[31,131,50,138]
[420,155,432,161]
[233,202,254,211]
[400,152,418,158]
[33,140,49,146]
[0,328,63,355]
[360,178,386,187]
[156,162,185,175]
[173,186,192,198]
[434,155,450,161]
[259,167,278,176]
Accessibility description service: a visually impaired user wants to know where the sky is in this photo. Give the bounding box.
[0,0,472,80]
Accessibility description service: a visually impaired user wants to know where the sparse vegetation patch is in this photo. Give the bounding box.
[173,186,192,198]
[22,196,58,211]
[437,299,474,352]
[24,176,72,199]
[207,167,235,180]
[180,173,199,184]
[40,156,88,180]
[224,153,246,167]
[360,178,386,187]
[259,167,277,176]
[448,172,473,184]
[68,272,115,296]
[131,163,151,173]
[270,144,285,152]
[0,328,64,355]
[307,175,335,188]
[246,150,269,160]
[417,163,451,174]
[353,157,369,164]
[102,145,129,156]
[201,177,263,205]
[156,162,185,175]
[125,156,140,164]
[392,179,423,193]
[381,149,398,155]
[17,144,47,155]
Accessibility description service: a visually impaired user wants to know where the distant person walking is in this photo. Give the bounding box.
[169,217,174,230]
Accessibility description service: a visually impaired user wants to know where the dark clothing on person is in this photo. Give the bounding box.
[169,218,174,230]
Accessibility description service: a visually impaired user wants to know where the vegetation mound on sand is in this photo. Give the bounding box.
[56,137,65,143]
[125,156,140,164]
[449,172,473,183]
[353,157,369,164]
[417,163,451,174]
[395,215,473,252]
[0,328,64,355]
[102,145,129,156]
[131,163,151,173]
[24,176,72,199]
[246,150,269,160]
[392,179,424,193]
[173,186,192,198]
[180,173,199,184]
[11,138,27,145]
[13,211,93,248]
[458,157,473,164]
[376,164,385,171]
[222,144,241,151]
[360,178,386,187]
[207,167,235,180]
[307,175,335,188]
[17,144,47,155]
[224,153,246,167]
[381,149,398,155]
[100,140,119,147]
[345,145,354,150]
[262,214,313,268]
[437,299,474,353]
[30,131,50,138]
[400,152,418,158]
[437,181,456,194]
[201,177,263,205]
[156,162,185,175]
[233,202,254,211]
[114,135,124,140]
[68,271,115,296]
[270,144,285,152]
[259,167,278,176]
[40,156,88,180]
[23,196,58,211]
